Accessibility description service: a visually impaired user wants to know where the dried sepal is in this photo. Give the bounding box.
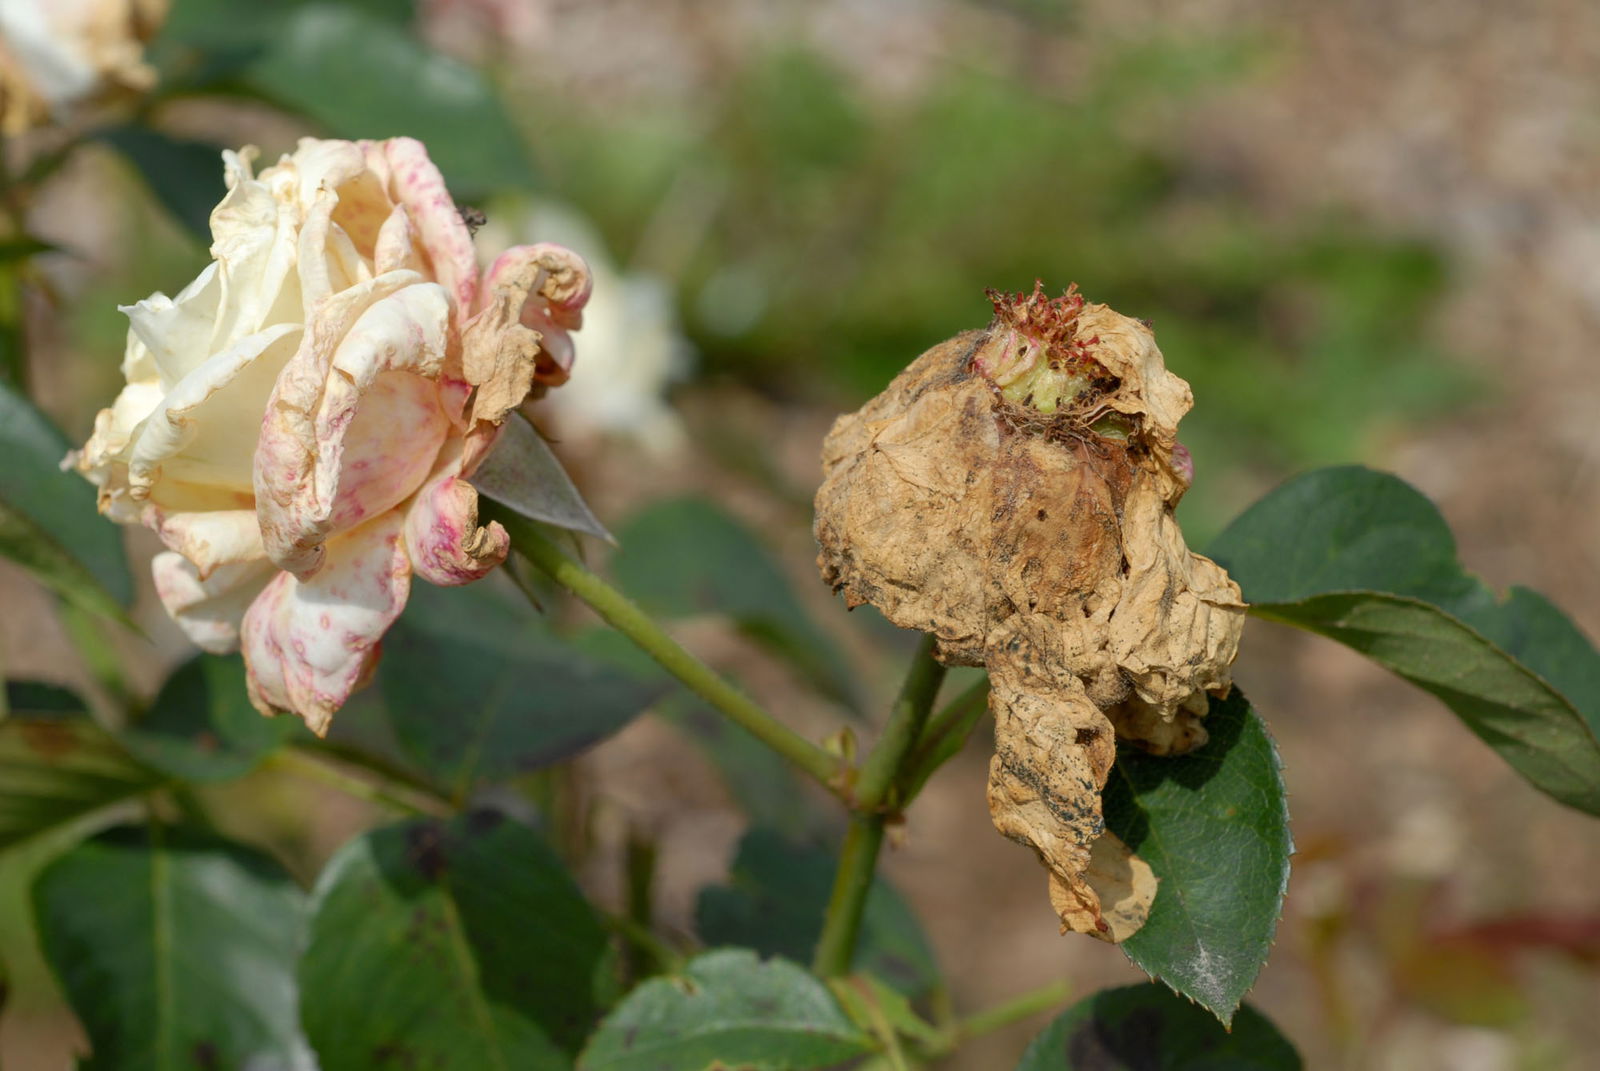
[814,284,1244,940]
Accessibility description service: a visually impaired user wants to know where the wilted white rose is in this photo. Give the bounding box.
[0,0,166,134]
[74,136,591,733]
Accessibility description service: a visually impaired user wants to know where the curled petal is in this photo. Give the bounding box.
[150,508,266,578]
[404,473,508,586]
[383,137,479,314]
[463,243,592,425]
[241,512,411,735]
[151,554,275,654]
[255,274,451,576]
[121,264,223,390]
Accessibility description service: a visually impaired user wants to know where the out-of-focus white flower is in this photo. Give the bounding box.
[0,0,166,134]
[480,203,692,457]
[73,137,590,733]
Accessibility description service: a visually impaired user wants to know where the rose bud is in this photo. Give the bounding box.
[72,137,590,735]
[814,282,1244,941]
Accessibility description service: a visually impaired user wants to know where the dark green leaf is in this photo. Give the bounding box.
[0,709,163,852]
[0,237,55,264]
[299,811,614,1069]
[1015,983,1301,1070]
[472,413,613,542]
[572,628,809,834]
[695,828,940,997]
[34,826,309,1070]
[379,581,659,797]
[162,0,416,48]
[578,949,873,1071]
[96,126,226,240]
[0,383,133,618]
[612,498,861,713]
[4,680,90,718]
[243,5,531,196]
[120,654,296,781]
[1210,465,1600,814]
[1103,691,1290,1025]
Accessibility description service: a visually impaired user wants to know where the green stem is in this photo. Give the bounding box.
[897,675,989,800]
[493,510,845,797]
[855,634,946,811]
[811,814,885,977]
[948,978,1071,1043]
[603,911,684,975]
[813,637,946,977]
[915,979,1073,1059]
[271,748,454,818]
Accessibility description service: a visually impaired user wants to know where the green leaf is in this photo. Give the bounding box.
[379,582,660,797]
[1210,465,1600,814]
[0,701,163,852]
[1103,691,1290,1025]
[0,237,55,264]
[0,383,133,619]
[578,949,873,1071]
[96,126,226,240]
[472,413,613,542]
[695,828,940,997]
[120,654,296,781]
[299,811,614,1069]
[162,0,416,48]
[243,5,532,196]
[4,680,90,718]
[612,497,861,713]
[1015,983,1301,1070]
[33,825,309,1070]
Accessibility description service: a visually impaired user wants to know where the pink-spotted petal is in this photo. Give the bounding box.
[150,508,266,578]
[240,512,411,735]
[403,472,508,586]
[255,273,451,577]
[383,137,478,314]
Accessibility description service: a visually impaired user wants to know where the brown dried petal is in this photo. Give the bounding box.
[815,297,1244,940]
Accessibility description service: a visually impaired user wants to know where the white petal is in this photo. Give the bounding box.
[152,553,275,655]
[121,263,222,390]
[126,322,302,495]
[240,512,411,735]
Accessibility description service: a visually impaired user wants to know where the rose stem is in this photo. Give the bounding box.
[496,512,847,798]
[924,979,1074,1056]
[895,675,990,799]
[813,634,946,976]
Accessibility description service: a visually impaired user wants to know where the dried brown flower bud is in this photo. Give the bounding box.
[814,283,1245,940]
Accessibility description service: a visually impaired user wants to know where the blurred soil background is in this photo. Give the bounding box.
[5,0,1600,1068]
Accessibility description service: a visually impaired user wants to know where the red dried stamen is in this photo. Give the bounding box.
[983,281,1105,379]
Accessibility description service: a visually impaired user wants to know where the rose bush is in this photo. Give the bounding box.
[73,136,591,733]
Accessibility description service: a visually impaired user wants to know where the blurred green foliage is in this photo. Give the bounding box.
[523,36,1473,532]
